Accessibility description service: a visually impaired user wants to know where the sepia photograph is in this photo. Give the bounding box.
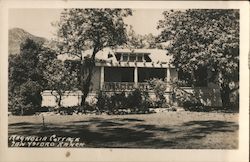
[0,1,249,162]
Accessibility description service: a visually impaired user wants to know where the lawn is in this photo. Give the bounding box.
[8,111,239,149]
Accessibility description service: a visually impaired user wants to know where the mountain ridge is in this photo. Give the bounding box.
[9,27,47,55]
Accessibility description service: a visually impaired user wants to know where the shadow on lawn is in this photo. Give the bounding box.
[174,120,239,148]
[182,120,238,133]
[8,118,238,148]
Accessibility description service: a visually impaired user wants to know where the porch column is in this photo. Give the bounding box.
[100,66,104,90]
[166,65,171,103]
[166,65,171,83]
[134,66,138,88]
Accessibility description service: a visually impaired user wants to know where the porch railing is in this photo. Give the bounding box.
[103,82,153,91]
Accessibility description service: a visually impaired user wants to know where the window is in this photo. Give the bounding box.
[122,54,128,62]
[116,53,146,62]
[137,54,143,62]
[144,54,151,62]
[129,55,136,62]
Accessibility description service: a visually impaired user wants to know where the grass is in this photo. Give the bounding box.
[8,111,239,149]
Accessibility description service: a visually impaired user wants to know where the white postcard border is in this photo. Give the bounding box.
[0,1,249,162]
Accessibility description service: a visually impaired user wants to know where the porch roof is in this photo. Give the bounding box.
[58,48,174,68]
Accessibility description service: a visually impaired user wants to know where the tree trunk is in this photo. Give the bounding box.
[80,62,95,113]
[21,107,24,116]
[80,60,85,113]
[220,83,231,108]
[52,91,62,108]
[58,95,62,108]
[79,48,98,113]
[218,71,231,108]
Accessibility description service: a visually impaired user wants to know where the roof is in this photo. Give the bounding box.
[114,49,172,63]
[58,48,173,68]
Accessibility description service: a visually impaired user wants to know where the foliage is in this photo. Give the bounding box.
[110,92,128,110]
[8,80,43,115]
[177,67,208,87]
[96,91,128,113]
[20,80,42,105]
[171,87,205,112]
[157,9,239,108]
[96,91,110,112]
[95,89,151,114]
[125,26,162,49]
[127,89,142,110]
[182,100,205,112]
[148,78,167,107]
[140,91,151,112]
[57,107,76,115]
[127,89,150,113]
[56,9,132,112]
[40,106,54,112]
[8,39,52,115]
[43,59,78,108]
[9,39,44,88]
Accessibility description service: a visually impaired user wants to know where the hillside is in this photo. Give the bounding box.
[8,28,47,55]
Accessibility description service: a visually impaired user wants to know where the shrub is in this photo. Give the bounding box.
[173,87,206,112]
[96,91,113,112]
[8,81,42,115]
[110,92,128,110]
[182,99,205,112]
[127,89,150,113]
[148,78,167,107]
[95,89,151,114]
[127,89,142,110]
[84,102,95,112]
[140,91,150,112]
[40,106,54,112]
[96,91,107,111]
[228,90,239,112]
[58,106,76,115]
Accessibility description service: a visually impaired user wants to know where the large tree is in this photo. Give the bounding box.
[125,25,162,49]
[56,8,132,112]
[43,59,78,108]
[8,38,55,115]
[157,9,239,107]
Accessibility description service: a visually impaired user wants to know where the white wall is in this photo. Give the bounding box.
[41,91,97,108]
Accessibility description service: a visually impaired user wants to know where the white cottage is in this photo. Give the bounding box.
[42,48,222,107]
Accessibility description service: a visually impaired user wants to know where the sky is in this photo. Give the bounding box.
[9,8,165,39]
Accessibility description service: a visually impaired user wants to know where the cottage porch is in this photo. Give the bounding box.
[103,82,151,91]
[100,66,172,91]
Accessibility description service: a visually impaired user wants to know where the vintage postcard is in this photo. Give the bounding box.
[0,0,249,162]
